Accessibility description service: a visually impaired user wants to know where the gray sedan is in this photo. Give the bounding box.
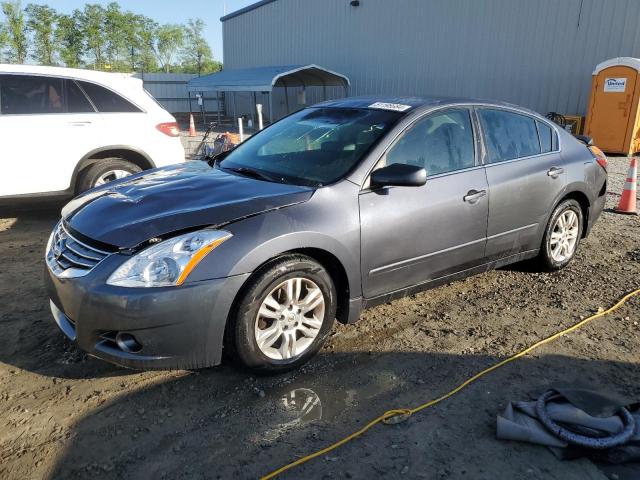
[45,96,607,372]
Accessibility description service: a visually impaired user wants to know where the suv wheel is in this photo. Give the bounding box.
[538,199,583,271]
[227,255,336,372]
[77,158,142,193]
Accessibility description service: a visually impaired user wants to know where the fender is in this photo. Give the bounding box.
[69,145,156,192]
[537,181,593,246]
[188,193,363,299]
[227,229,361,297]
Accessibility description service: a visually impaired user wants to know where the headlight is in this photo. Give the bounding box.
[106,229,232,287]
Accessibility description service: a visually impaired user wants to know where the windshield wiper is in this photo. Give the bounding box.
[221,166,284,183]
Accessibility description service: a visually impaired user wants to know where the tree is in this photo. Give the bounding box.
[123,13,157,72]
[80,3,106,69]
[0,23,8,62]
[25,3,57,65]
[103,2,126,68]
[155,24,183,73]
[1,0,28,63]
[56,10,84,68]
[134,15,158,72]
[181,18,213,76]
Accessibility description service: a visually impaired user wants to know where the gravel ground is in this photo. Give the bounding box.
[0,156,638,480]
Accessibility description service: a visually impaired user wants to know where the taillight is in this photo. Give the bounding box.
[156,122,180,137]
[589,146,607,171]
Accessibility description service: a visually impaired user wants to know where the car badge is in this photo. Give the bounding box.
[53,238,65,259]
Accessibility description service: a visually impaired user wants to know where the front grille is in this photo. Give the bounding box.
[46,222,110,278]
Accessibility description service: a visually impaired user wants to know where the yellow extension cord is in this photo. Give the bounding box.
[261,288,640,479]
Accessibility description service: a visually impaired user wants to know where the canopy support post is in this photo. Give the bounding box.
[200,92,205,128]
[252,91,257,130]
[233,92,238,126]
[188,91,192,115]
[284,87,290,114]
[268,91,274,124]
[216,91,221,125]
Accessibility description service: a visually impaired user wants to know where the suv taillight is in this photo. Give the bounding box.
[156,122,180,137]
[589,145,607,171]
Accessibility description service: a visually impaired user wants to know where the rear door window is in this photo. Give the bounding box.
[479,109,541,163]
[66,80,95,113]
[0,74,65,114]
[77,81,142,113]
[386,108,476,175]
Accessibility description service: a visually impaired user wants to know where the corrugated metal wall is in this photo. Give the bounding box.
[223,0,640,116]
[132,73,222,114]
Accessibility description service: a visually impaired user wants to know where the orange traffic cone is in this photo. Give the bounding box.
[188,114,196,137]
[614,157,638,215]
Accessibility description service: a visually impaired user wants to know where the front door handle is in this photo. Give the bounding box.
[547,166,564,178]
[463,189,487,204]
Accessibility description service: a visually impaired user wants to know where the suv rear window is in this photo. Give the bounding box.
[77,81,142,113]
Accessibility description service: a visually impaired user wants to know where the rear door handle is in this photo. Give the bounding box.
[68,121,91,126]
[547,166,564,178]
[463,189,487,204]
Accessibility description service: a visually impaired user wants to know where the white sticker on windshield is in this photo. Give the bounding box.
[368,102,412,112]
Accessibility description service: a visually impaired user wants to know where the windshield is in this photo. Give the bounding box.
[219,107,402,186]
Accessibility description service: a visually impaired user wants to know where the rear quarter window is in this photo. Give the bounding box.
[77,81,142,113]
[536,120,554,153]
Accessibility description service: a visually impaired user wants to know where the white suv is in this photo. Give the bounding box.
[0,64,185,198]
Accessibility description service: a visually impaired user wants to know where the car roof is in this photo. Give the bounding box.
[314,95,540,116]
[0,63,140,85]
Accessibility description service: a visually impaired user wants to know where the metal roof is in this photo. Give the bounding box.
[220,0,277,22]
[186,64,350,93]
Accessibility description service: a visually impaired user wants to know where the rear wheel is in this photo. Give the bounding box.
[227,255,336,373]
[77,158,142,193]
[538,199,583,271]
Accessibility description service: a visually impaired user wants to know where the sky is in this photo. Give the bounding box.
[28,0,259,62]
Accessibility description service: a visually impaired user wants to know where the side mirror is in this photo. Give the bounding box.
[370,163,427,188]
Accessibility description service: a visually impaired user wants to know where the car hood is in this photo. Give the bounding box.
[62,162,314,249]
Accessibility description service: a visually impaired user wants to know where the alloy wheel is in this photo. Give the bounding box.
[94,169,132,186]
[254,277,325,360]
[550,209,579,262]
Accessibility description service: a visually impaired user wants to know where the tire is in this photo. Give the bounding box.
[538,199,583,271]
[77,158,142,193]
[227,254,337,373]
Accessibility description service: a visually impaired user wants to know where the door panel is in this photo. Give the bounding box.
[484,153,565,260]
[0,75,101,195]
[359,168,489,298]
[478,108,567,260]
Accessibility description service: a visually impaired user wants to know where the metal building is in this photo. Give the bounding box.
[222,0,640,117]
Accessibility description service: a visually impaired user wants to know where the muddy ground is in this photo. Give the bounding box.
[0,157,638,480]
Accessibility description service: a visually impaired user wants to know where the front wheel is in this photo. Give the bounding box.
[77,158,142,193]
[538,199,583,271]
[227,255,336,373]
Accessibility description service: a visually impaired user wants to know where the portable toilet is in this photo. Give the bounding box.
[584,57,640,155]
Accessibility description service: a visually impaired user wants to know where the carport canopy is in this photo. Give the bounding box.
[186,64,350,92]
